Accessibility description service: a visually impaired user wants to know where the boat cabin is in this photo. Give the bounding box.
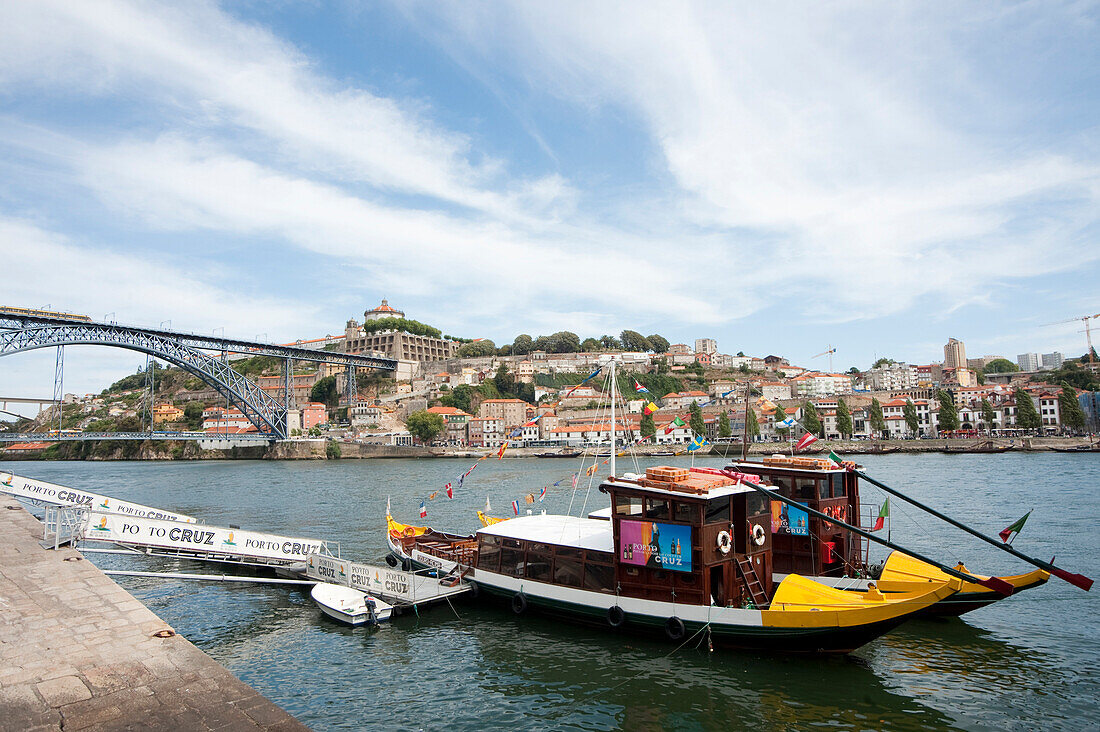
[473,466,776,608]
[729,456,863,577]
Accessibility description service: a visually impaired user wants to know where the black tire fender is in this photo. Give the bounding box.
[665,616,686,641]
[385,554,398,568]
[511,592,528,614]
[401,557,413,572]
[467,580,480,599]
[607,605,626,628]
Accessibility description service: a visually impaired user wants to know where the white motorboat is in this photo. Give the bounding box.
[310,582,393,626]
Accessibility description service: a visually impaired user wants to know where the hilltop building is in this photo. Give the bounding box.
[944,338,966,370]
[344,300,457,364]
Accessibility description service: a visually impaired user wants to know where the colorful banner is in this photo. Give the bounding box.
[619,520,692,573]
[771,501,809,536]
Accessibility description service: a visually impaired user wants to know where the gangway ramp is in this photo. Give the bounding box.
[80,509,334,568]
[0,470,195,522]
[302,553,471,610]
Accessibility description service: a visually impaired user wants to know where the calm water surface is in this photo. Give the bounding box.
[5,454,1098,731]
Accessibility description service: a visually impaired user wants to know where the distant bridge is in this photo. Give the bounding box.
[0,309,397,440]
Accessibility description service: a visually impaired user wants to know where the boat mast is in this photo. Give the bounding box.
[609,358,616,477]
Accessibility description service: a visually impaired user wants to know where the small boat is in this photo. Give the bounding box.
[536,450,582,458]
[310,582,393,626]
[386,514,475,573]
[1048,444,1100,453]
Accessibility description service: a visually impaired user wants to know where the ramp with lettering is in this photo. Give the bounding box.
[82,510,332,567]
[0,471,195,522]
[303,553,470,608]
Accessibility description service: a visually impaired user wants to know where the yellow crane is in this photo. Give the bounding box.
[813,345,837,372]
[1043,313,1100,365]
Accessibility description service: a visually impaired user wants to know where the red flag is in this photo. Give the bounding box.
[445,482,453,499]
[795,432,818,451]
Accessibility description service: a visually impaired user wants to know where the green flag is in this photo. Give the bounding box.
[873,499,889,531]
[828,450,843,465]
[999,511,1031,543]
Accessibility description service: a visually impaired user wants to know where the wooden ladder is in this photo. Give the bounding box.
[735,557,770,609]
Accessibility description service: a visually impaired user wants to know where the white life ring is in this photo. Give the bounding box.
[751,523,766,546]
[716,530,732,555]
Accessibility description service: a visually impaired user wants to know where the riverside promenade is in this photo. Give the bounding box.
[0,499,309,731]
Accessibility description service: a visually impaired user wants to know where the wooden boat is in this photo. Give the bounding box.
[389,466,961,653]
[386,515,474,573]
[310,582,393,626]
[726,456,1049,615]
[536,450,582,458]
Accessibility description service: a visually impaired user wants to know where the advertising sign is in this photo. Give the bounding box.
[304,555,424,603]
[619,520,692,573]
[771,501,809,536]
[82,510,327,564]
[0,471,195,522]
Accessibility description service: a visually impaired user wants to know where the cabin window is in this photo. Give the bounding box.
[770,476,792,496]
[553,547,583,587]
[614,495,643,517]
[644,498,671,520]
[526,542,552,582]
[829,474,846,498]
[705,497,730,524]
[746,492,768,517]
[478,535,501,572]
[796,478,818,500]
[673,502,698,524]
[500,538,526,577]
[583,562,614,593]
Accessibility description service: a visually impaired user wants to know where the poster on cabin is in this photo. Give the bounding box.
[619,520,692,573]
[771,501,809,536]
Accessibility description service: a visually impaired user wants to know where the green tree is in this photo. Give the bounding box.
[580,337,602,352]
[183,401,205,431]
[869,398,886,437]
[1014,388,1041,430]
[647,335,670,354]
[548,331,581,354]
[872,357,896,369]
[774,404,789,437]
[689,401,705,436]
[325,441,341,459]
[405,410,445,444]
[903,399,919,435]
[600,335,621,350]
[801,401,822,436]
[310,376,339,408]
[836,398,852,437]
[494,363,516,397]
[620,330,652,352]
[746,407,760,439]
[718,411,732,438]
[980,398,996,433]
[936,389,959,432]
[512,334,533,355]
[1048,361,1100,392]
[456,339,496,358]
[983,358,1018,374]
[640,412,656,438]
[360,316,443,339]
[1059,383,1087,431]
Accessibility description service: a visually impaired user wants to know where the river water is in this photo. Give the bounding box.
[4,454,1097,731]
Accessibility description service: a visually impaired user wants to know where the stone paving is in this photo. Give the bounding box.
[0,500,310,731]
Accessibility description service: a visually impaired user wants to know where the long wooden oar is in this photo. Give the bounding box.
[856,470,1093,591]
[716,469,1014,596]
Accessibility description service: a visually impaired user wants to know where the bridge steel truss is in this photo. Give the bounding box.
[1,323,292,438]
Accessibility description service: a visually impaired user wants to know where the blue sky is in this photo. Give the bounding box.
[1,1,1098,411]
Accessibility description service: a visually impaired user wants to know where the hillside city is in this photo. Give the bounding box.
[10,299,1099,454]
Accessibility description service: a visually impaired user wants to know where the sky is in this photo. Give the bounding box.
[1,1,1098,416]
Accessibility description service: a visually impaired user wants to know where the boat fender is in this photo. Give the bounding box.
[607,605,626,628]
[385,554,398,568]
[511,592,528,615]
[716,530,732,555]
[665,616,686,641]
[751,524,766,546]
[467,580,480,599]
[401,558,413,572]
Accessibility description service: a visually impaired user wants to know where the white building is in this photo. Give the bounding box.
[866,363,918,391]
[695,338,717,355]
[791,373,852,397]
[1041,352,1064,370]
[1017,353,1040,371]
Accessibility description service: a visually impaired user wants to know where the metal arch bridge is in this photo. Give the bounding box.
[0,311,397,441]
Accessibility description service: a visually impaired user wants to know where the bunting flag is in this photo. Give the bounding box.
[634,379,650,393]
[643,401,659,415]
[419,501,427,518]
[794,432,818,451]
[664,416,686,434]
[999,511,1031,544]
[485,496,492,512]
[497,441,509,459]
[508,426,524,438]
[525,493,535,504]
[776,417,795,429]
[827,450,843,466]
[756,397,777,413]
[873,499,889,531]
[429,491,438,500]
[571,473,578,490]
[586,463,599,476]
[687,435,707,452]
[386,496,391,517]
[445,482,453,499]
[511,499,520,515]
[538,486,547,501]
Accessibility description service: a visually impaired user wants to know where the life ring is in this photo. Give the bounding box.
[665,616,686,641]
[403,527,416,538]
[607,605,626,628]
[716,530,732,555]
[511,592,528,615]
[751,524,766,546]
[385,554,398,567]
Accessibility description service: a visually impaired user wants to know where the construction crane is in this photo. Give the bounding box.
[813,345,837,372]
[1043,313,1100,365]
